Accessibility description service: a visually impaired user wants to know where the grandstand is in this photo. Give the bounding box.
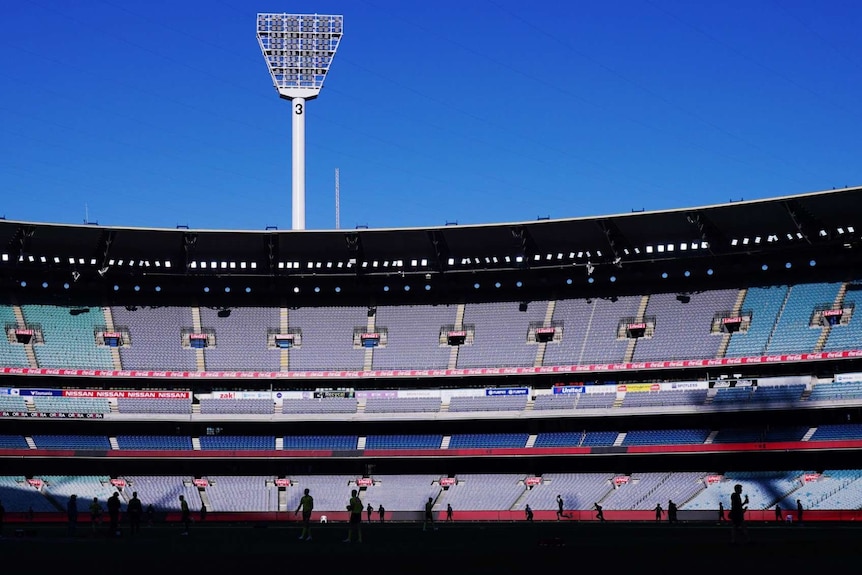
[1,188,862,521]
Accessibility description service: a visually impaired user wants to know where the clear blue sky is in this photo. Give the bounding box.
[1,0,860,231]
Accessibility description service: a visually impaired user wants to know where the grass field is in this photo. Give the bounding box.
[2,520,859,574]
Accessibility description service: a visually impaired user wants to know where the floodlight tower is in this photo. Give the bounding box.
[256,13,343,230]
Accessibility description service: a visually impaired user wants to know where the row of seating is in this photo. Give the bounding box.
[2,470,860,512]
[3,425,860,450]
[0,281,857,371]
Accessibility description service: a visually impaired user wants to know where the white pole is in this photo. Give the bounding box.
[291,97,306,230]
[335,167,340,230]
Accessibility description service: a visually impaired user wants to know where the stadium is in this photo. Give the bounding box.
[2,184,862,562]
[3,6,862,574]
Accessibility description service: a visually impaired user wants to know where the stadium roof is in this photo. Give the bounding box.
[1,186,861,305]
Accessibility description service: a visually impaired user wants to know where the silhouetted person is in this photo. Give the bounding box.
[796,499,804,525]
[525,504,534,522]
[295,488,313,541]
[127,492,142,534]
[366,502,373,523]
[556,495,565,520]
[423,497,436,531]
[344,489,363,543]
[179,495,190,535]
[107,492,121,536]
[718,501,725,522]
[774,504,782,522]
[67,495,78,537]
[594,502,605,522]
[378,504,385,523]
[89,497,102,533]
[654,503,663,522]
[730,484,750,544]
[668,500,678,524]
[446,503,453,522]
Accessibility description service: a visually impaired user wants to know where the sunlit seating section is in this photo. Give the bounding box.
[436,474,524,510]
[371,304,455,370]
[284,475,357,512]
[776,470,862,510]
[287,306,367,371]
[10,281,862,374]
[725,286,788,357]
[361,475,441,511]
[579,297,642,364]
[112,306,197,371]
[457,301,548,368]
[767,283,841,354]
[200,306,281,371]
[632,290,737,361]
[205,476,277,511]
[21,305,113,369]
[13,471,862,511]
[542,298,598,367]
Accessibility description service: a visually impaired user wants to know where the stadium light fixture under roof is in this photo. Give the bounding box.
[256,13,344,231]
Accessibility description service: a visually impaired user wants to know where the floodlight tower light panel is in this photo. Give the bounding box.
[256,13,344,100]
